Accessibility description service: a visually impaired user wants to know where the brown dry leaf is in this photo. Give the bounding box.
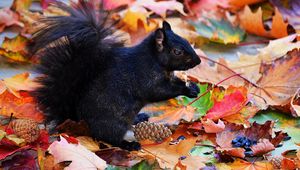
[76,136,100,152]
[149,105,196,125]
[141,126,206,170]
[228,159,273,170]
[216,130,245,158]
[239,6,290,38]
[0,8,23,32]
[250,139,275,156]
[249,49,300,109]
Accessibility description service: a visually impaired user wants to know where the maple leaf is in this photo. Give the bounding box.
[148,102,196,125]
[140,125,206,170]
[11,0,32,12]
[178,83,213,117]
[228,159,273,170]
[184,0,229,16]
[270,0,300,30]
[190,18,246,44]
[202,119,225,133]
[205,87,248,120]
[0,35,31,63]
[121,9,157,33]
[239,6,291,38]
[0,8,23,32]
[48,136,107,170]
[249,49,300,109]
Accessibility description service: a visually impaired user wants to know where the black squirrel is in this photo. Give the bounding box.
[29,1,201,150]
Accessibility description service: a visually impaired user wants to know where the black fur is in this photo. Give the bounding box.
[29,1,201,150]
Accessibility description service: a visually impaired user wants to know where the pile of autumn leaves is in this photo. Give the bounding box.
[0,0,300,169]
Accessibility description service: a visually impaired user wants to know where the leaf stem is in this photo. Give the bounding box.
[187,73,241,106]
[199,55,258,88]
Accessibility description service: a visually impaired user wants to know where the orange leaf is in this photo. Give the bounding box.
[11,0,32,12]
[202,119,225,133]
[149,105,196,125]
[239,6,290,38]
[0,35,31,63]
[121,10,157,32]
[1,72,39,98]
[229,159,273,170]
[0,91,44,122]
[229,0,264,10]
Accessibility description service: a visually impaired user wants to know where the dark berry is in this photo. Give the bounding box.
[245,141,251,147]
[177,135,186,141]
[232,139,238,144]
[276,144,283,148]
[245,151,253,156]
[233,143,243,147]
[245,147,252,151]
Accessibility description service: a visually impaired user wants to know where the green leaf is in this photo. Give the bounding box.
[190,18,246,44]
[178,84,213,118]
[190,140,216,164]
[251,111,300,156]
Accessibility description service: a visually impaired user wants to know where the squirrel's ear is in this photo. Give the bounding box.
[155,29,164,52]
[162,21,171,31]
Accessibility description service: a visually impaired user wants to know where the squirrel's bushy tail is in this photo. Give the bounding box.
[29,1,122,122]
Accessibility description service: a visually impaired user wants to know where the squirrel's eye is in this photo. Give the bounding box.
[172,48,183,56]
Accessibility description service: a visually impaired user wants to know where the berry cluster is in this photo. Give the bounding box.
[231,136,257,156]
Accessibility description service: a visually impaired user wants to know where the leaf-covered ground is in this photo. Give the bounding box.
[0,0,300,169]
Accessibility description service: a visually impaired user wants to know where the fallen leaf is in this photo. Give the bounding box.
[239,6,291,38]
[1,72,38,97]
[0,91,44,122]
[250,139,275,156]
[184,0,229,16]
[121,9,157,32]
[205,88,248,120]
[136,0,186,18]
[0,35,31,63]
[0,8,23,32]
[103,0,133,10]
[48,136,107,170]
[202,119,225,133]
[96,148,139,167]
[222,105,259,126]
[290,88,300,117]
[249,49,300,109]
[149,105,196,125]
[270,0,300,30]
[178,83,214,118]
[228,159,273,170]
[0,151,36,169]
[77,136,100,152]
[190,18,246,44]
[11,0,32,12]
[228,0,265,10]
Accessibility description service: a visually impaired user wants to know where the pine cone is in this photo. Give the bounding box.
[11,119,40,143]
[133,121,172,142]
[267,156,282,169]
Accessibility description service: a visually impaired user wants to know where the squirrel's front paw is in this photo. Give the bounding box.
[186,82,200,98]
